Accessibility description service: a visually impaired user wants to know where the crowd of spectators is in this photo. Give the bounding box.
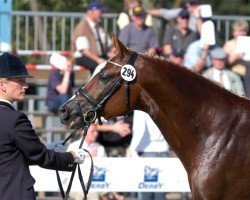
[1,0,250,199]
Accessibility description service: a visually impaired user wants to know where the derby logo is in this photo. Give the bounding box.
[91,166,110,189]
[138,166,164,190]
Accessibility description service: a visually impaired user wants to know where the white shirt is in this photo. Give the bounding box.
[130,110,169,156]
[213,69,231,90]
[0,98,15,109]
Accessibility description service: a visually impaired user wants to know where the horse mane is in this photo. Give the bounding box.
[138,52,248,101]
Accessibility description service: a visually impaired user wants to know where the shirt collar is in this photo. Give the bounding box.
[0,99,15,109]
[86,17,97,29]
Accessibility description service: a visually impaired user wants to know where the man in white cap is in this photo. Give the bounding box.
[202,47,245,96]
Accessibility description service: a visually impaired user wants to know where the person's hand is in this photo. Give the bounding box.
[202,44,210,51]
[46,141,66,152]
[97,58,106,64]
[235,52,245,61]
[112,120,131,137]
[194,6,201,18]
[74,149,87,164]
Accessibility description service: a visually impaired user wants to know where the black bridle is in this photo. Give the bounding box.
[74,51,138,126]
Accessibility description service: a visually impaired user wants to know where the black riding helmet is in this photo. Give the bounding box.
[0,52,33,78]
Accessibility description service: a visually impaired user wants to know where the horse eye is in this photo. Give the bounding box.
[99,72,111,83]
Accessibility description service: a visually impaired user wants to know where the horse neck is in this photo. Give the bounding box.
[135,58,215,170]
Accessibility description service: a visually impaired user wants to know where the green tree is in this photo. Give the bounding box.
[13,0,123,12]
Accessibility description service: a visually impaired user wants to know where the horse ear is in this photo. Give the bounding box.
[112,33,129,57]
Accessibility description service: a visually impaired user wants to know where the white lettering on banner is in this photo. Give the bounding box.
[30,157,191,192]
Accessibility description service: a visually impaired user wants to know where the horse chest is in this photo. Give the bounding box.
[190,165,250,200]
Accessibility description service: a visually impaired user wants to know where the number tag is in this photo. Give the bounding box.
[121,64,136,81]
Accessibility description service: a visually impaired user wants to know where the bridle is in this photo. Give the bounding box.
[56,51,138,200]
[74,51,138,126]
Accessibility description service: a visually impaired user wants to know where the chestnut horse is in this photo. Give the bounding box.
[59,35,250,199]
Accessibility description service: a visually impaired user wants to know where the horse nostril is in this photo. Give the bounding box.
[59,106,68,121]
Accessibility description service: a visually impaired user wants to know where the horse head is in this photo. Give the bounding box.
[59,34,141,129]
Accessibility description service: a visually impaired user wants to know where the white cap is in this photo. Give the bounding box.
[199,4,212,18]
[49,53,67,70]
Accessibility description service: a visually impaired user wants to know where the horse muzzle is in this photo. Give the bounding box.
[59,101,98,129]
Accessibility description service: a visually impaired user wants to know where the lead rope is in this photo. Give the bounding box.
[56,129,78,199]
[77,126,94,200]
[56,124,94,200]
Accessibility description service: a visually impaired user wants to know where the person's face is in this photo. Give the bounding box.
[0,78,28,103]
[88,9,103,23]
[60,60,73,74]
[132,14,145,27]
[212,58,226,70]
[234,28,247,38]
[177,16,189,30]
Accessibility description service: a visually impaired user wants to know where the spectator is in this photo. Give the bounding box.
[0,52,84,200]
[183,7,215,73]
[202,47,245,96]
[147,0,202,33]
[119,5,159,55]
[183,39,212,73]
[67,124,109,200]
[128,110,170,200]
[45,53,75,114]
[96,114,133,200]
[71,2,112,74]
[117,0,153,34]
[163,8,199,58]
[96,115,132,157]
[222,20,250,97]
[223,20,249,72]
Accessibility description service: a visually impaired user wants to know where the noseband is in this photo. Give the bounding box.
[74,51,138,125]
